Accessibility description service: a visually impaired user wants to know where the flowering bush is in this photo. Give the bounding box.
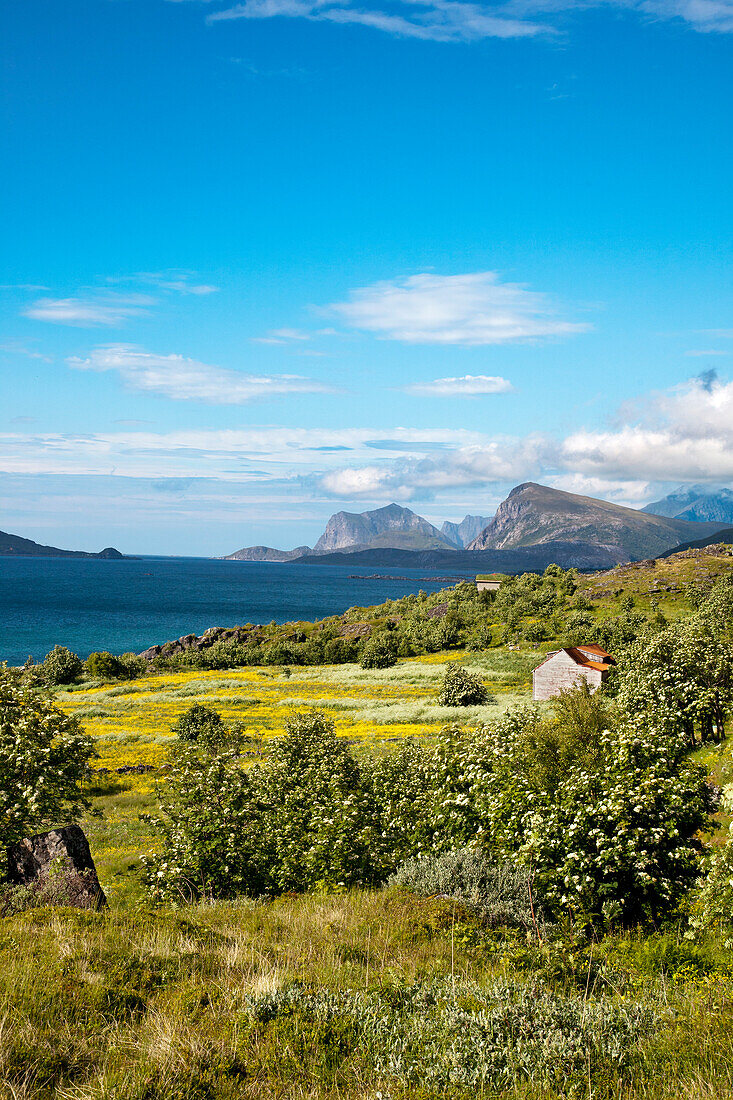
[437,662,490,706]
[0,671,96,850]
[448,705,715,923]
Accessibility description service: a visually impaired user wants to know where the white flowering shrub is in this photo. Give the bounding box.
[0,671,96,853]
[449,706,715,923]
[617,618,733,745]
[142,733,269,903]
[252,710,379,892]
[689,784,733,944]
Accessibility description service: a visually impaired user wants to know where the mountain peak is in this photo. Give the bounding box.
[467,482,728,561]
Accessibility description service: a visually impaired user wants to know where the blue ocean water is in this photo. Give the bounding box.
[0,557,474,665]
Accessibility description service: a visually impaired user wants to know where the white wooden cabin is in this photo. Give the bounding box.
[532,644,615,701]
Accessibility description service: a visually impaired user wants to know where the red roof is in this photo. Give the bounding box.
[533,643,615,674]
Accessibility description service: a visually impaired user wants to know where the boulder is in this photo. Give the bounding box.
[7,825,107,909]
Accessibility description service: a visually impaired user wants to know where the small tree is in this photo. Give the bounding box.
[172,703,227,749]
[143,730,267,903]
[254,710,377,891]
[42,645,83,685]
[360,634,397,669]
[438,663,490,707]
[0,672,96,851]
[85,651,123,680]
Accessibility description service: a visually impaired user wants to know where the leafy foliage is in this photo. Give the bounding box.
[0,671,96,851]
[42,645,83,685]
[437,662,490,706]
[359,633,397,669]
[172,703,227,748]
[390,847,540,929]
[85,651,123,680]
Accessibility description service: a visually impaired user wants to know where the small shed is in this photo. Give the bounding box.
[532,644,615,701]
[476,573,503,593]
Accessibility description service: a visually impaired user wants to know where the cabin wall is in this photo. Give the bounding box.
[532,655,603,701]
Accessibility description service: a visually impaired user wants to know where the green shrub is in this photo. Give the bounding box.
[42,645,83,685]
[0,671,96,850]
[142,733,269,903]
[437,662,490,706]
[360,634,397,669]
[465,623,493,651]
[452,705,715,923]
[117,652,147,679]
[390,847,540,929]
[85,651,123,680]
[254,710,377,891]
[172,703,227,748]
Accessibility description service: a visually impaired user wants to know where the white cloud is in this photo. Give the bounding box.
[326,272,590,345]
[24,295,154,327]
[206,0,733,38]
[319,374,733,498]
[253,327,313,344]
[209,0,548,39]
[0,342,52,363]
[68,345,338,404]
[110,271,220,295]
[0,425,480,479]
[685,349,729,357]
[406,374,514,396]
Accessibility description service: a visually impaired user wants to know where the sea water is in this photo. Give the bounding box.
[0,556,474,665]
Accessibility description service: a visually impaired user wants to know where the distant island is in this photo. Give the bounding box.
[0,529,128,559]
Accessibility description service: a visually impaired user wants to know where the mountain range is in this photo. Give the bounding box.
[642,485,733,525]
[227,483,732,567]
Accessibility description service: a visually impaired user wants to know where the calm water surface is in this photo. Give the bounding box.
[0,557,474,664]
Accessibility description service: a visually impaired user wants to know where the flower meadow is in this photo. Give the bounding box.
[5,560,733,1099]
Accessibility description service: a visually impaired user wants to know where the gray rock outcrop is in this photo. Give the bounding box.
[7,825,107,909]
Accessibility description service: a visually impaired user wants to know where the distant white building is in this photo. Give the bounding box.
[476,574,503,593]
[532,644,615,701]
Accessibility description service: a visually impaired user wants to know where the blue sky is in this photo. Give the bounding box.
[1,0,732,554]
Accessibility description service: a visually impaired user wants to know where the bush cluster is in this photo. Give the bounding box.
[144,691,715,925]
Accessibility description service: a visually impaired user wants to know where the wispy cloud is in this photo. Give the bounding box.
[206,0,733,39]
[24,295,155,327]
[406,374,514,396]
[253,327,314,344]
[109,270,220,295]
[325,271,590,345]
[67,344,338,404]
[685,349,730,357]
[209,0,548,40]
[0,342,53,363]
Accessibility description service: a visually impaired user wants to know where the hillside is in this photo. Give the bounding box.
[467,482,727,562]
[643,484,733,524]
[225,544,312,562]
[299,539,620,570]
[0,530,125,559]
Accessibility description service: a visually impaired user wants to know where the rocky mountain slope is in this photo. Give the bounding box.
[441,515,493,548]
[313,503,455,554]
[467,483,727,562]
[0,530,125,558]
[643,484,733,525]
